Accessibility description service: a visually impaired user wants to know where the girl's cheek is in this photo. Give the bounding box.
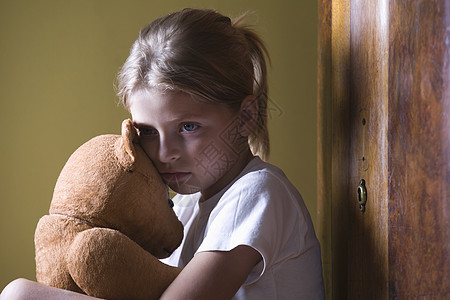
[183,138,206,158]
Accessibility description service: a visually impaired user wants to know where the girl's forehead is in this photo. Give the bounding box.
[129,89,235,122]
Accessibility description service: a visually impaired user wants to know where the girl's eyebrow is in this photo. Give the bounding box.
[169,112,204,120]
[132,114,204,129]
[137,112,205,124]
[132,121,148,128]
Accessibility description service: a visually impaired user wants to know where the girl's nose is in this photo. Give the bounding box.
[158,135,181,163]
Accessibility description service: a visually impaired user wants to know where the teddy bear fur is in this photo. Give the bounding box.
[34,119,184,300]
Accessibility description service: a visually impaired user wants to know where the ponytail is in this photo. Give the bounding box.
[233,14,270,160]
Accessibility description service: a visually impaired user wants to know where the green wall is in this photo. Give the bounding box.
[0,0,317,289]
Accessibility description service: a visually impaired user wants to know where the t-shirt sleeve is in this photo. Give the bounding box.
[196,170,310,285]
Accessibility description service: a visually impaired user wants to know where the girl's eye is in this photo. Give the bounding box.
[138,127,157,136]
[181,123,199,132]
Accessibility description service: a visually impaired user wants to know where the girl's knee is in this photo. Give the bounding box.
[1,278,36,300]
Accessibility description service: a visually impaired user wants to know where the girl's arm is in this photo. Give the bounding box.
[1,246,260,300]
[160,245,262,300]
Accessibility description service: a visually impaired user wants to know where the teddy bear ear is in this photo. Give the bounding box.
[115,119,138,171]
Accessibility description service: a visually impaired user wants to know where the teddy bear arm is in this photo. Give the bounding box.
[35,214,94,294]
[67,227,182,300]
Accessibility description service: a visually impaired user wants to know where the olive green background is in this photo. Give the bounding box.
[0,0,317,289]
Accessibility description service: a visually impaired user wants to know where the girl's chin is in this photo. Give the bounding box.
[169,183,201,195]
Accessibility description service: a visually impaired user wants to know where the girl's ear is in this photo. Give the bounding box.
[115,119,138,171]
[239,95,259,137]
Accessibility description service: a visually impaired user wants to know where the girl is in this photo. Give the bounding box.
[1,8,324,299]
[120,8,324,299]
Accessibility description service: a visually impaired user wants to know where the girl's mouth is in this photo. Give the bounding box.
[160,172,191,183]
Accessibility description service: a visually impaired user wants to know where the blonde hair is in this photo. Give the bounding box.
[117,8,270,160]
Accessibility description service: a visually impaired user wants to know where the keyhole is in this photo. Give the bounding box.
[357,179,367,212]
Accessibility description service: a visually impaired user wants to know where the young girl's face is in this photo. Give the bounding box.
[129,89,252,200]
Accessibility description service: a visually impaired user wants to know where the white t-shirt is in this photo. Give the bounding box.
[161,157,324,299]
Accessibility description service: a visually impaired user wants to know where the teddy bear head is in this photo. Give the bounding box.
[49,119,183,258]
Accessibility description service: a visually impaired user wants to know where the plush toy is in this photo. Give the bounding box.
[34,119,184,300]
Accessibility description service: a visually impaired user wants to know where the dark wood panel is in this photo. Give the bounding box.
[319,1,390,298]
[388,1,450,298]
[318,1,449,299]
[347,0,390,299]
[330,1,351,299]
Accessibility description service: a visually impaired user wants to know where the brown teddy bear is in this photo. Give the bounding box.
[34,119,184,300]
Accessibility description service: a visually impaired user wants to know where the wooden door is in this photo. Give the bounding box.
[317,0,449,299]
